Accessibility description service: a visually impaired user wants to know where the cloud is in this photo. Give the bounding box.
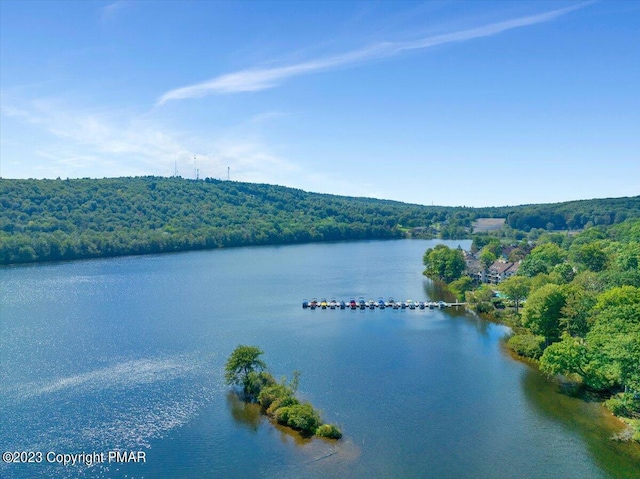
[157,2,592,105]
[1,97,303,181]
[102,1,129,21]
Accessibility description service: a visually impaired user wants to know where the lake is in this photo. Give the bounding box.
[1,239,639,478]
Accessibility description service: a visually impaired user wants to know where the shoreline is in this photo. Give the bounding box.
[0,236,452,268]
[495,308,638,444]
[428,275,640,446]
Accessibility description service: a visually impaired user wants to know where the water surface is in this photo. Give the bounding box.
[1,240,638,478]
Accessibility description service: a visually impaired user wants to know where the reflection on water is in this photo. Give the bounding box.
[225,390,321,447]
[225,389,362,473]
[422,277,455,302]
[226,391,264,432]
[521,367,640,478]
[422,278,468,319]
[2,239,639,478]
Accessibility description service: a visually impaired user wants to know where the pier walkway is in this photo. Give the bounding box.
[302,298,466,310]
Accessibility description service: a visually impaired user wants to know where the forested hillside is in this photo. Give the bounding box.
[504,197,640,231]
[1,176,639,265]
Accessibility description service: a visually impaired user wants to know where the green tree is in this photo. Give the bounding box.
[537,232,567,246]
[423,245,466,283]
[449,276,474,302]
[541,304,640,392]
[483,240,503,258]
[480,248,497,269]
[531,242,567,267]
[522,283,566,344]
[225,345,267,398]
[611,241,640,271]
[499,275,531,314]
[244,370,276,401]
[551,262,575,284]
[519,255,550,277]
[471,235,501,253]
[593,285,640,312]
[587,304,640,392]
[507,333,546,359]
[529,272,553,291]
[465,284,495,313]
[570,241,609,272]
[520,242,568,277]
[559,284,596,337]
[507,247,528,262]
[572,270,605,294]
[539,333,597,385]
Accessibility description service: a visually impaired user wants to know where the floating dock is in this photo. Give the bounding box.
[302,298,466,310]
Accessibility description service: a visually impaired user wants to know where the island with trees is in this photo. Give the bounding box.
[422,218,640,442]
[224,345,342,439]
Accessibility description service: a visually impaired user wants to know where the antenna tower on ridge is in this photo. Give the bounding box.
[227,166,230,181]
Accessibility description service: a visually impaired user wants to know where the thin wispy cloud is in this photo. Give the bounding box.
[157,2,592,105]
[102,1,129,21]
[1,99,301,181]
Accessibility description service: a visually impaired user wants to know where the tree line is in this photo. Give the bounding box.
[1,176,638,265]
[423,219,640,441]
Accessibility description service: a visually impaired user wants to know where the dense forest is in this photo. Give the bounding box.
[1,176,639,265]
[504,197,640,231]
[424,219,640,442]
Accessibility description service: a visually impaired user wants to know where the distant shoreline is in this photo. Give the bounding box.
[2,176,638,266]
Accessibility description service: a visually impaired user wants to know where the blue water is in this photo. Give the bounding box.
[1,240,638,478]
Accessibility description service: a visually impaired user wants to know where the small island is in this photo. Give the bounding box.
[225,345,342,439]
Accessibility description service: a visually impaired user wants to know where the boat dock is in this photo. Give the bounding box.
[302,298,466,310]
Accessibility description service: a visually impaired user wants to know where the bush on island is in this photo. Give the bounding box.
[258,382,295,410]
[316,423,343,439]
[276,403,321,436]
[245,371,276,401]
[266,395,299,416]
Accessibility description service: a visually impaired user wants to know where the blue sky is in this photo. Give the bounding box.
[1,0,638,207]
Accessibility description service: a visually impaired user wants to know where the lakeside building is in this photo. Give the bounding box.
[478,260,520,284]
